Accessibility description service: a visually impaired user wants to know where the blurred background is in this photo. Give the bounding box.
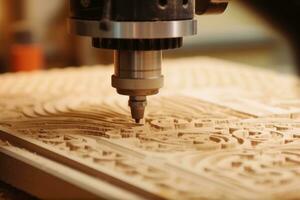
[0,0,297,73]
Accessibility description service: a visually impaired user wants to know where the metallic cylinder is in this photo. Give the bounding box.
[115,50,162,79]
[69,19,197,39]
[112,50,164,96]
[112,50,164,123]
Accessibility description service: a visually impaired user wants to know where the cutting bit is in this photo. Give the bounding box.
[129,96,147,123]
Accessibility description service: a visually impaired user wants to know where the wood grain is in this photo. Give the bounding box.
[1,57,300,199]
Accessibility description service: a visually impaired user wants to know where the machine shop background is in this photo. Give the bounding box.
[0,0,296,73]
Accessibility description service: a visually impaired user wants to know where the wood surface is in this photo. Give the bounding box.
[1,57,300,199]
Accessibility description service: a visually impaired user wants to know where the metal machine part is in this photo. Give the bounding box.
[69,19,197,39]
[113,50,163,123]
[69,0,228,123]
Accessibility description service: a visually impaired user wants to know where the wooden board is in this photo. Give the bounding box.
[1,57,300,199]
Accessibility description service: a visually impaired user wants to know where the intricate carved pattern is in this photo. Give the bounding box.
[1,58,300,199]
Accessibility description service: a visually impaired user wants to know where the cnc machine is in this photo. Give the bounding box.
[69,0,228,123]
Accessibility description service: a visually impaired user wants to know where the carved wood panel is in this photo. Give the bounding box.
[1,57,300,199]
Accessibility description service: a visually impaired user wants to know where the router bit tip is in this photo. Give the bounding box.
[129,96,147,124]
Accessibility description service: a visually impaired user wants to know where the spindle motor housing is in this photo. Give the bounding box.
[68,0,228,122]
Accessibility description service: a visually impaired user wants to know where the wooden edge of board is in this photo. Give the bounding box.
[0,128,146,200]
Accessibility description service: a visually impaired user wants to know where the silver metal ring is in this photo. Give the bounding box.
[69,19,197,39]
[112,75,164,90]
